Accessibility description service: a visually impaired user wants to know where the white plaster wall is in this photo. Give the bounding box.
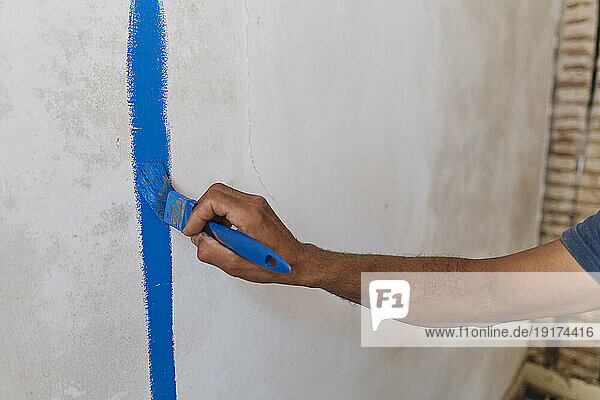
[0,0,559,399]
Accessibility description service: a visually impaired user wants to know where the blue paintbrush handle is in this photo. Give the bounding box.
[203,221,291,274]
[163,191,290,273]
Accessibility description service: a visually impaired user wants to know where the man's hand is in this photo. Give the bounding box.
[183,183,322,287]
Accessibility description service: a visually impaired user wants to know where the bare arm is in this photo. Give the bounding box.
[306,240,600,325]
[183,183,600,326]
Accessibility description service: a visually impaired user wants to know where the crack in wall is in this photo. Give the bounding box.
[245,0,273,200]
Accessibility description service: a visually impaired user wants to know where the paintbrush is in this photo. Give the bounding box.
[136,160,291,273]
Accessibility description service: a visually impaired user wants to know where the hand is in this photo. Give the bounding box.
[183,183,320,286]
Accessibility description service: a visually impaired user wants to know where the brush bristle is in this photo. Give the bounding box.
[136,159,174,220]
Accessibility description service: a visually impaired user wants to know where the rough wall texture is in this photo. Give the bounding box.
[0,1,559,399]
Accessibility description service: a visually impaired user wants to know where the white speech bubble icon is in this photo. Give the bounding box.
[369,280,411,331]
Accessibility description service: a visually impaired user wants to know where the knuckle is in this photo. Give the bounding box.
[208,187,227,203]
[195,236,210,259]
[254,195,269,208]
[208,182,226,192]
[196,247,207,261]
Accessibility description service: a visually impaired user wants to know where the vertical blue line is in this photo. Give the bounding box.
[127,0,176,399]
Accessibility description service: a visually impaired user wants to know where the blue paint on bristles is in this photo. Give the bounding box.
[137,160,175,221]
[137,160,197,232]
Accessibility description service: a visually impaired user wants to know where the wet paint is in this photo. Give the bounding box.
[127,0,176,398]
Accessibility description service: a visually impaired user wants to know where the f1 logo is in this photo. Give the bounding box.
[369,280,411,331]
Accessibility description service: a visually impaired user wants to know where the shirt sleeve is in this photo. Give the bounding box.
[561,211,600,277]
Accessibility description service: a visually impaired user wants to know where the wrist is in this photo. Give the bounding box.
[293,243,329,288]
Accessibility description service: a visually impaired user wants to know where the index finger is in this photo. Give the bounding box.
[182,189,242,236]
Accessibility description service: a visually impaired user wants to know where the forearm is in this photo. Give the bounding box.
[300,244,477,304]
[298,240,600,327]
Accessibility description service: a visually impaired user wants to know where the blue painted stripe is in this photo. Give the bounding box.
[127,0,176,399]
